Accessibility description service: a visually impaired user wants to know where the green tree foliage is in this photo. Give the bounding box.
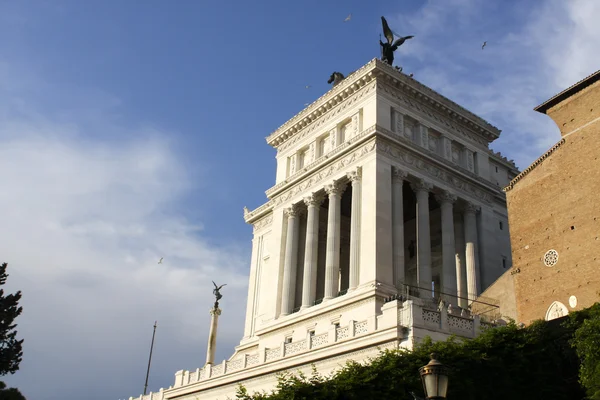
[236,304,600,400]
[0,381,26,400]
[0,263,24,376]
[570,304,600,399]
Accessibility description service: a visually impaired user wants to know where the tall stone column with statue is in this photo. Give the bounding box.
[205,281,226,366]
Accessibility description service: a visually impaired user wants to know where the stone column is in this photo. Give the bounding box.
[205,306,221,366]
[347,168,362,291]
[301,194,323,309]
[324,181,346,300]
[281,204,300,316]
[392,167,407,289]
[436,191,458,304]
[411,179,433,297]
[464,202,480,304]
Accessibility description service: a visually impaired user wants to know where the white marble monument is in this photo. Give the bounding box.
[128,58,518,400]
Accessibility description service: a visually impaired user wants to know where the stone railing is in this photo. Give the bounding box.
[128,299,500,400]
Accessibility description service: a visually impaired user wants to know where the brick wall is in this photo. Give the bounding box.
[505,81,600,325]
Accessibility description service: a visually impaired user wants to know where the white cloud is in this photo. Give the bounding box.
[0,71,250,400]
[389,0,600,170]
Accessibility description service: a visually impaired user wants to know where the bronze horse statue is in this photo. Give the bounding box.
[327,71,345,87]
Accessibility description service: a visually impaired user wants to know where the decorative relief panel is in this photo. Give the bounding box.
[246,353,259,366]
[227,359,244,372]
[253,214,273,233]
[419,125,429,149]
[448,315,474,331]
[394,111,404,136]
[422,309,441,325]
[428,134,438,153]
[443,137,452,160]
[336,326,350,341]
[311,333,328,348]
[451,144,461,164]
[308,142,316,165]
[546,301,568,321]
[265,348,280,362]
[404,119,415,141]
[466,149,475,173]
[289,154,297,175]
[211,364,223,376]
[284,339,307,356]
[354,320,368,335]
[351,112,360,138]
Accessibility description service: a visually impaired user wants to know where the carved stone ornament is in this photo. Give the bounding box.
[435,191,457,204]
[376,138,494,204]
[253,214,273,232]
[410,179,433,193]
[463,202,480,214]
[272,140,376,206]
[303,193,325,207]
[404,120,414,140]
[285,204,301,218]
[346,167,362,183]
[428,135,438,152]
[545,301,568,321]
[210,308,222,316]
[325,181,347,197]
[392,166,408,183]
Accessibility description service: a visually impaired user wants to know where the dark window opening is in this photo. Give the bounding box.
[499,221,503,230]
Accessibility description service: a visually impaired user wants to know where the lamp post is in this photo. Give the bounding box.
[418,353,449,400]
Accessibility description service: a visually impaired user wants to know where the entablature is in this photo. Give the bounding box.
[266,58,502,152]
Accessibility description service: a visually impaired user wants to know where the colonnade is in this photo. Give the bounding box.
[279,165,481,317]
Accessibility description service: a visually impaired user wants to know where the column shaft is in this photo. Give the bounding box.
[205,308,221,366]
[392,168,407,289]
[412,180,432,297]
[437,192,458,304]
[281,205,300,316]
[347,168,362,290]
[301,194,322,309]
[464,203,480,304]
[324,181,346,300]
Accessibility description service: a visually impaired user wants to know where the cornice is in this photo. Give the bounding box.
[275,80,377,153]
[244,200,274,224]
[374,60,501,142]
[503,138,566,192]
[266,59,379,149]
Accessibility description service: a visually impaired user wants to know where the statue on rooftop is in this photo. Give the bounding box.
[380,16,414,66]
[327,71,345,87]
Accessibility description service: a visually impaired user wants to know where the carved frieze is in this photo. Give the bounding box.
[377,140,493,204]
[253,214,273,232]
[272,140,377,206]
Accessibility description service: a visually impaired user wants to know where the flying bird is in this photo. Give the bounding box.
[482,41,487,50]
[158,257,163,264]
[344,13,352,22]
[305,85,311,89]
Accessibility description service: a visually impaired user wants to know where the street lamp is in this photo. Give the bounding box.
[418,353,449,399]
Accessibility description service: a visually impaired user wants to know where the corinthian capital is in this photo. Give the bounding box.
[392,166,408,183]
[346,167,362,183]
[463,201,480,214]
[325,181,347,197]
[284,203,301,218]
[410,179,433,193]
[435,191,457,205]
[304,193,324,207]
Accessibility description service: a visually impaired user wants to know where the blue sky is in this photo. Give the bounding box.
[0,1,598,400]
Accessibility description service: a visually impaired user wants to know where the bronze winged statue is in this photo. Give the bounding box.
[380,16,414,66]
[212,281,227,307]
